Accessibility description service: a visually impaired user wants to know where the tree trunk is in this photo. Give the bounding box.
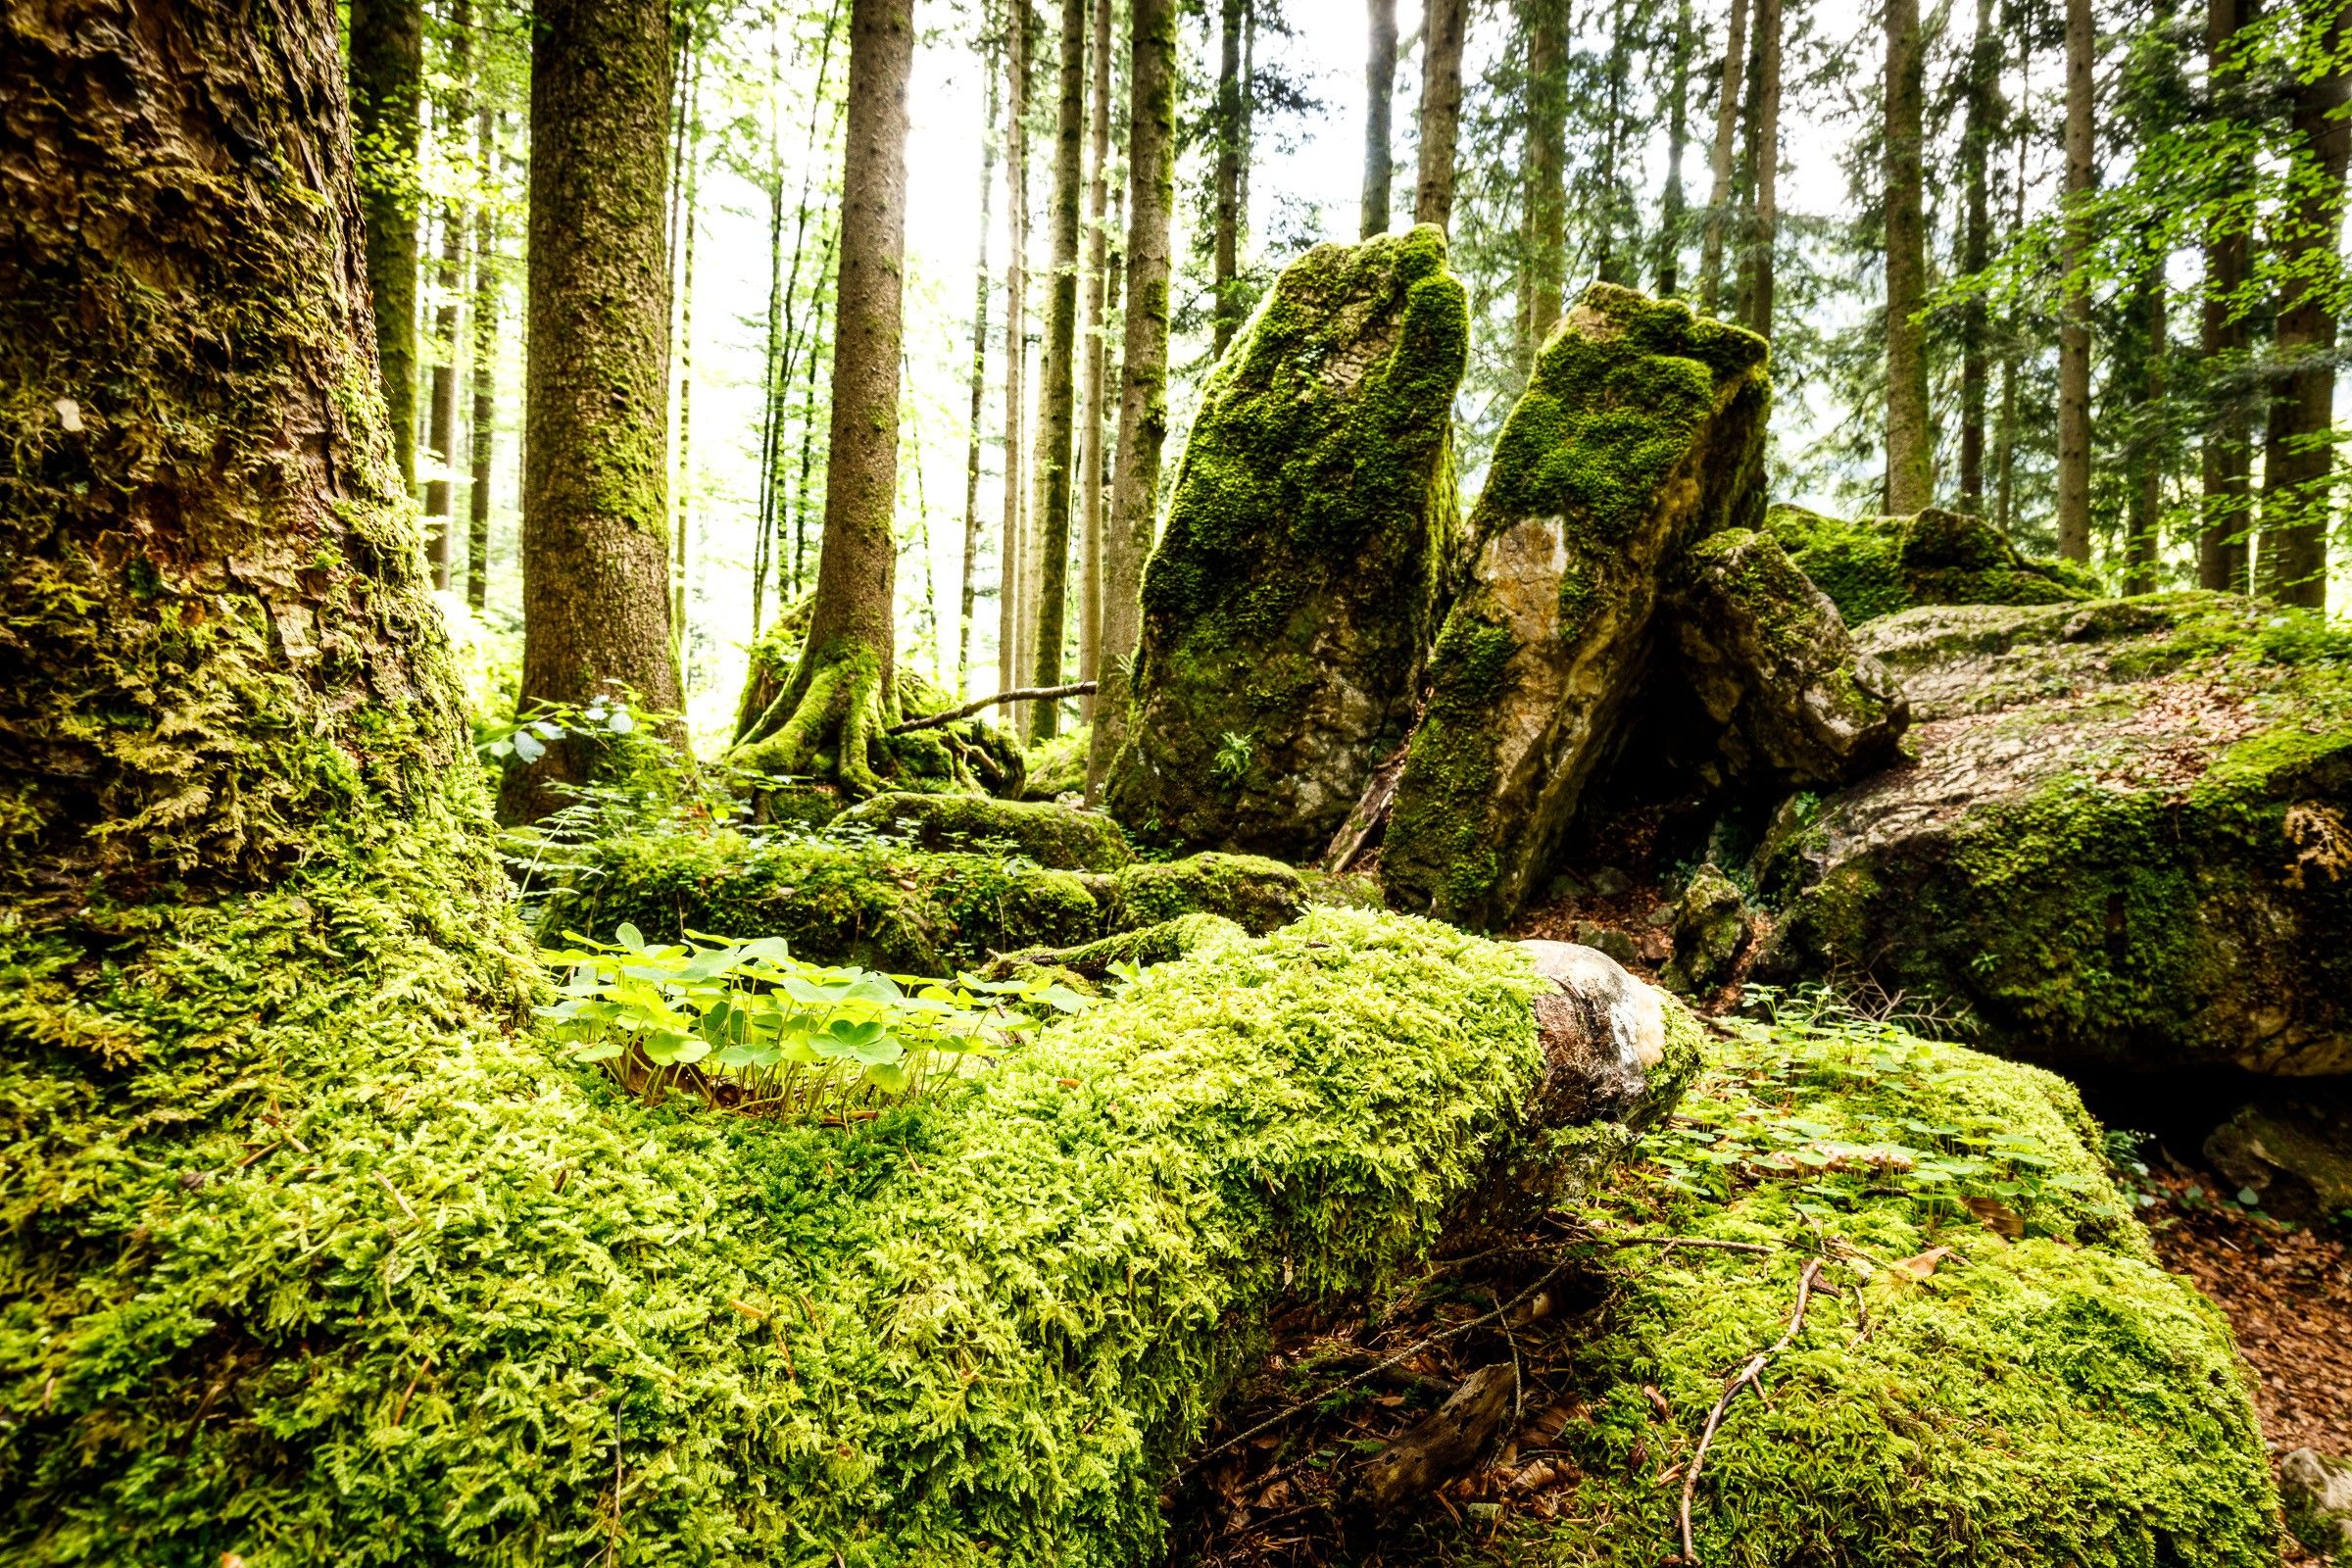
[671,54,703,665]
[349,0,423,494]
[1078,0,1115,718]
[1027,0,1089,743]
[2200,0,2254,591]
[2258,0,2350,608]
[960,24,1003,700]
[1363,0,1398,237]
[1657,0,1693,296]
[1213,0,1247,356]
[753,32,787,637]
[1740,0,1782,336]
[467,101,499,610]
[424,0,470,591]
[1594,0,1633,285]
[1957,0,1995,514]
[2128,263,2167,594]
[1086,0,1178,797]
[791,230,838,596]
[1698,0,1749,314]
[1994,26,2031,539]
[2055,0,2094,564]
[1885,0,1932,514]
[1001,4,1031,706]
[1522,0,1568,374]
[1414,0,1468,229]
[508,0,682,820]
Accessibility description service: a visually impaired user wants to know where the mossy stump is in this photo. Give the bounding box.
[1102,224,1469,860]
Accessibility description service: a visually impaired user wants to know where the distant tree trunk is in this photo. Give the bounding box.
[959,27,1002,700]
[1213,0,1247,356]
[467,102,499,610]
[507,0,681,820]
[1363,0,1398,236]
[670,50,704,665]
[1656,0,1693,296]
[732,0,915,792]
[2128,264,2167,593]
[2258,0,2350,608]
[2201,0,2255,590]
[1027,0,1089,743]
[1414,0,1468,228]
[1739,0,1782,336]
[1001,4,1031,704]
[752,35,786,636]
[2055,0,2094,564]
[1994,26,2031,538]
[349,0,423,495]
[1885,0,1933,514]
[1594,0,1634,284]
[1086,0,1178,796]
[791,229,838,596]
[1698,0,1749,314]
[423,0,470,591]
[1522,0,1569,374]
[1956,0,1995,514]
[1088,231,1122,721]
[1078,0,1115,718]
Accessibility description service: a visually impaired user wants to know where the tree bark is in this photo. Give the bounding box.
[2258,0,2350,608]
[1522,0,1568,374]
[508,0,682,820]
[2055,0,2094,564]
[349,0,423,495]
[467,101,499,609]
[1001,3,1031,707]
[960,24,1003,700]
[1027,0,1089,742]
[1078,0,1115,718]
[2200,0,2254,590]
[1957,0,1995,514]
[1740,0,1782,336]
[1698,0,1749,314]
[424,0,470,591]
[2128,264,2167,593]
[1657,0,1693,297]
[734,0,915,791]
[1994,25,2031,539]
[1885,0,1933,514]
[1594,0,1633,285]
[1414,0,1468,229]
[671,53,703,664]
[1363,0,1398,237]
[1085,0,1178,797]
[1213,0,1247,356]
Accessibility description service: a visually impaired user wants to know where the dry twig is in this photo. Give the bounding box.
[1677,1258,1823,1564]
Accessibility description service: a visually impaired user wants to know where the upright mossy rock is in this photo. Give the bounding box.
[1382,285,1770,927]
[1758,593,2352,1075]
[832,789,1132,870]
[1765,502,2096,624]
[1102,224,1469,860]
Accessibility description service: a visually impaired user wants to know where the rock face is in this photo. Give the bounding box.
[1758,593,2352,1075]
[2204,1089,2352,1222]
[1102,225,1468,859]
[2282,1448,2352,1557]
[1381,285,1771,926]
[1660,862,1748,997]
[1765,503,2095,624]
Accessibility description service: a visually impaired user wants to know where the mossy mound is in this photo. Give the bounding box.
[1764,503,2096,624]
[1104,224,1469,861]
[1383,285,1770,928]
[832,789,1132,870]
[1020,721,1091,800]
[1492,1004,2278,1567]
[1759,592,2352,1075]
[535,829,1309,973]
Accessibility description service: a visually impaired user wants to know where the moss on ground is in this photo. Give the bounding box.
[1380,1004,2278,1568]
[534,829,1310,974]
[1021,721,1091,801]
[831,789,1132,870]
[1765,503,2095,624]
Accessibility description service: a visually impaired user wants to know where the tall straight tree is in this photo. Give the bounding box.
[1656,0,1695,296]
[466,100,499,609]
[1415,0,1468,227]
[1739,0,1783,335]
[2200,0,2254,590]
[733,0,916,790]
[1000,5,1031,701]
[670,51,705,658]
[424,0,470,589]
[1699,0,1751,313]
[958,24,1003,698]
[2055,0,2094,563]
[1029,0,1089,741]
[1363,0,1398,235]
[507,0,682,820]
[2258,0,2351,608]
[2127,265,2168,592]
[1077,0,1115,713]
[1087,0,1179,794]
[1885,0,1933,513]
[349,0,423,494]
[1212,0,1249,354]
[1521,0,1569,374]
[1956,0,1997,514]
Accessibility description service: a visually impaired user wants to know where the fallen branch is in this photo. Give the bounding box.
[1678,1258,1823,1564]
[888,682,1097,735]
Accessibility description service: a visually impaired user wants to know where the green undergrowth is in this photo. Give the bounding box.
[1764,503,2095,623]
[830,790,1131,871]
[535,827,1311,973]
[1393,999,2277,1568]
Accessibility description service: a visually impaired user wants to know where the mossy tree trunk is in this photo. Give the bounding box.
[1085,0,1178,799]
[349,0,422,496]
[733,0,914,793]
[1028,0,1089,742]
[424,0,470,591]
[2054,0,2094,563]
[507,0,682,819]
[1956,0,1995,515]
[958,24,1001,699]
[1000,2,1031,704]
[2200,0,2254,591]
[1413,0,1466,229]
[1362,0,1397,237]
[1884,0,1932,514]
[1697,0,1748,315]
[467,99,499,609]
[1077,0,1115,718]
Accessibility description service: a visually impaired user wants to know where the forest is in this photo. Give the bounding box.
[4,0,2352,1562]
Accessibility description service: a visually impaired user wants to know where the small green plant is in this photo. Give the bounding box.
[537,923,1089,1119]
[1211,729,1254,785]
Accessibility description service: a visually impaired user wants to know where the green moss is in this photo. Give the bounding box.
[1380,612,1516,923]
[1020,721,1091,801]
[1765,504,2094,624]
[832,789,1132,871]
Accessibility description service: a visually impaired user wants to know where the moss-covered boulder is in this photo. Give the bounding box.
[1758,593,2352,1074]
[1765,502,2097,624]
[1102,225,1469,859]
[1382,285,1770,927]
[832,789,1131,870]
[2204,1088,2352,1223]
[536,829,1308,974]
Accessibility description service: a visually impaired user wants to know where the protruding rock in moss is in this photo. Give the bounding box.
[1102,224,1470,860]
[832,789,1132,870]
[1660,862,1748,997]
[536,832,1308,974]
[979,911,1247,982]
[1020,721,1092,801]
[1667,527,1909,787]
[1757,592,2352,1075]
[1382,284,1770,927]
[2282,1448,2352,1557]
[1765,502,2096,624]
[2203,1088,2352,1223]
